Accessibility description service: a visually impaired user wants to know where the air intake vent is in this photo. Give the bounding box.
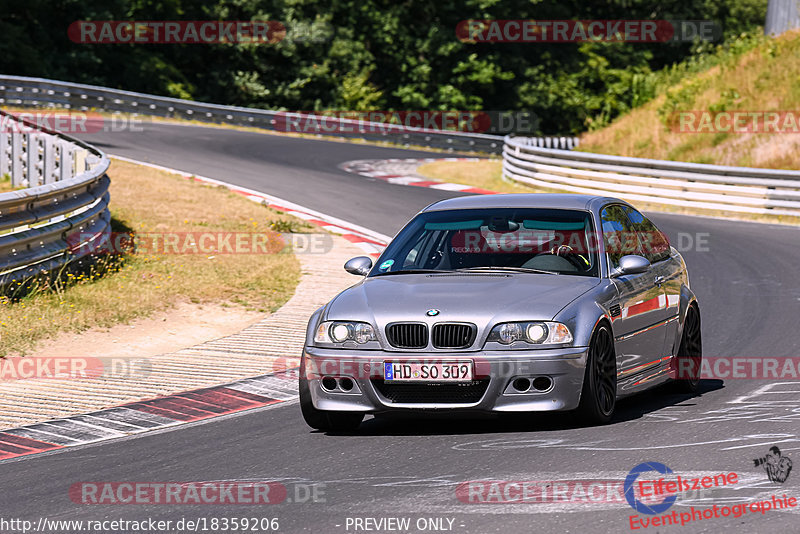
[372,379,489,403]
[386,323,428,349]
[432,323,476,349]
[426,274,510,278]
[609,304,621,317]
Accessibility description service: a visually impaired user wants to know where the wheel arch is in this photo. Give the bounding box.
[673,286,700,355]
[554,290,616,348]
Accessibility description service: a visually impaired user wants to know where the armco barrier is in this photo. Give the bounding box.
[0,75,582,290]
[0,109,110,289]
[504,135,800,217]
[0,75,579,154]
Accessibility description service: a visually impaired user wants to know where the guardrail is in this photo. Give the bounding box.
[766,0,800,35]
[0,75,582,290]
[0,109,110,290]
[0,75,581,154]
[503,135,800,217]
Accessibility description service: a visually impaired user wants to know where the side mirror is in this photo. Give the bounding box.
[344,256,373,276]
[614,255,651,276]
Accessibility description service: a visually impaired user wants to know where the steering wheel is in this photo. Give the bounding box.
[425,248,444,268]
[545,245,590,270]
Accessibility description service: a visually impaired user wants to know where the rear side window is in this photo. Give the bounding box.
[600,205,643,270]
[623,207,671,264]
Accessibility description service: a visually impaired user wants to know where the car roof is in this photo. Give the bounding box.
[421,193,624,212]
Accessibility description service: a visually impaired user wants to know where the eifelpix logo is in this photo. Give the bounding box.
[753,446,793,483]
[624,462,677,515]
[625,462,740,518]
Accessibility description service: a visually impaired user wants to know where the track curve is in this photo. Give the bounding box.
[0,121,798,533]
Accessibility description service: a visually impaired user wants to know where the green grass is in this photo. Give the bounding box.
[578,29,800,170]
[0,173,19,192]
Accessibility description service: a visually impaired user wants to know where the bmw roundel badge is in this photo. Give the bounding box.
[426,309,440,317]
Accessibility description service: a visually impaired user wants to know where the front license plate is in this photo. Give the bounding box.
[384,361,474,382]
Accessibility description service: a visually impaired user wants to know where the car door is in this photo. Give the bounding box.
[623,207,682,358]
[600,205,668,390]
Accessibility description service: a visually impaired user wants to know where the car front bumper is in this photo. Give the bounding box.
[302,346,588,413]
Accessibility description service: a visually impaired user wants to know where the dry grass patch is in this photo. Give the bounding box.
[0,158,307,355]
[0,174,19,193]
[579,29,800,170]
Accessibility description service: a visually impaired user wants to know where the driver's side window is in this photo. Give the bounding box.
[600,205,643,270]
[623,207,671,264]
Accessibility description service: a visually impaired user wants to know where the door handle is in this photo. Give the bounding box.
[654,276,665,286]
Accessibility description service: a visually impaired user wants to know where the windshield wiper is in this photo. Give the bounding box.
[373,268,457,276]
[456,266,559,275]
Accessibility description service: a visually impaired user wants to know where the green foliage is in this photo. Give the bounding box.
[0,0,769,135]
[653,31,766,128]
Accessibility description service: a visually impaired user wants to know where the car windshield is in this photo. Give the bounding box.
[371,208,599,277]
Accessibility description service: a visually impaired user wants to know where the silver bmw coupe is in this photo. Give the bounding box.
[300,194,702,430]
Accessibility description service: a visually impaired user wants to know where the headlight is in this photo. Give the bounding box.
[487,321,573,345]
[314,321,377,345]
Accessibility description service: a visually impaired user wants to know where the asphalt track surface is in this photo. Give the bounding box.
[1,122,799,534]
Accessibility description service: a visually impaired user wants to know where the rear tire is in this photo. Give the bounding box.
[672,305,702,393]
[576,323,617,425]
[299,358,364,432]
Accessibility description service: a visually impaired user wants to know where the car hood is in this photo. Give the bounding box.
[326,272,600,340]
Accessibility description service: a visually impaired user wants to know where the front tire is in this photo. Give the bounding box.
[576,323,617,425]
[672,304,702,393]
[299,359,364,432]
